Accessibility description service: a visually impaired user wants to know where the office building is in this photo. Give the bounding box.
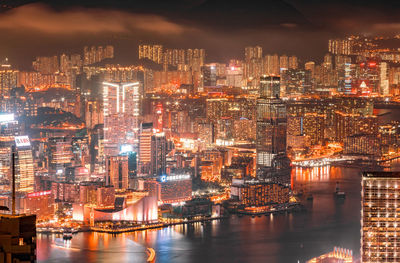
[256,76,287,173]
[106,155,129,190]
[361,172,400,262]
[103,82,140,156]
[150,133,167,176]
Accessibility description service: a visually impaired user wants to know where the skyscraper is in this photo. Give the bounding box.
[0,114,34,193]
[256,76,288,178]
[260,75,281,98]
[138,122,153,175]
[150,133,167,176]
[103,82,140,156]
[106,155,128,189]
[0,61,18,97]
[14,136,34,193]
[361,171,400,262]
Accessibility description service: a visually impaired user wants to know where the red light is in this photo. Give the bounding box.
[27,190,51,198]
[369,62,376,67]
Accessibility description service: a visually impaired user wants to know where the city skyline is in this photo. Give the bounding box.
[2,1,400,263]
[3,0,400,68]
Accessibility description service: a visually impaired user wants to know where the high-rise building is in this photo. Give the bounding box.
[0,114,34,193]
[256,76,287,173]
[305,61,315,77]
[361,172,400,263]
[244,46,263,86]
[380,62,389,96]
[0,114,18,193]
[32,56,59,74]
[260,75,280,98]
[47,137,73,178]
[14,136,34,193]
[279,55,289,71]
[0,66,18,97]
[150,133,167,176]
[106,155,128,190]
[288,56,298,70]
[245,46,263,61]
[103,82,140,156]
[264,54,280,76]
[138,123,153,175]
[329,39,353,55]
[303,113,326,145]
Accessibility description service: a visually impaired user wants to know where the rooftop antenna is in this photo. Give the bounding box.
[11,145,16,215]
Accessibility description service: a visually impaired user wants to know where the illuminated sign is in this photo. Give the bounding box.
[27,190,51,198]
[120,144,134,154]
[14,136,30,147]
[0,113,14,123]
[159,174,191,182]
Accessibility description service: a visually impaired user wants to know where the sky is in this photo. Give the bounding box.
[1,0,400,69]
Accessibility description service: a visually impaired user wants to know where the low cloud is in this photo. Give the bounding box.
[0,4,185,35]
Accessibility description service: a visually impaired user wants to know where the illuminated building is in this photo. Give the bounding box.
[139,44,164,64]
[72,195,158,224]
[233,118,256,141]
[329,39,353,55]
[334,112,378,142]
[264,54,280,76]
[0,67,18,97]
[307,247,353,263]
[150,133,167,176]
[226,65,243,87]
[51,182,80,203]
[14,136,34,193]
[138,123,153,175]
[281,69,312,96]
[23,190,54,220]
[342,62,356,95]
[106,155,129,190]
[279,55,289,71]
[201,65,217,88]
[0,115,33,193]
[286,115,309,149]
[303,113,326,145]
[355,61,379,95]
[361,172,400,262]
[85,99,103,129]
[256,76,287,174]
[200,150,225,182]
[379,62,389,96]
[47,137,73,178]
[157,174,192,204]
[260,75,280,98]
[230,178,290,207]
[244,46,263,86]
[288,55,298,70]
[0,114,18,192]
[103,81,140,156]
[305,61,315,77]
[83,45,114,65]
[32,55,59,74]
[344,134,381,158]
[96,186,115,207]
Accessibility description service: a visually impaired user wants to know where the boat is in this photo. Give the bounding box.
[334,182,346,199]
[62,229,73,240]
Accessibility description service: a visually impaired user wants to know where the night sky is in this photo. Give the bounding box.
[1,0,400,68]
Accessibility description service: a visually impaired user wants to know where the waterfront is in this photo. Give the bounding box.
[37,165,363,263]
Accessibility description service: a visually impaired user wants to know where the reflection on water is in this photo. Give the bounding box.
[38,165,364,263]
